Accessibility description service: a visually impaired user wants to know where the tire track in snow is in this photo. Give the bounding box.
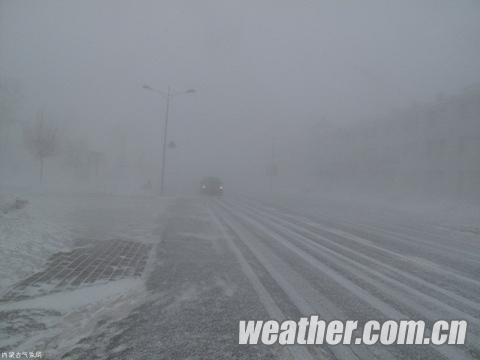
[240,197,480,265]
[228,200,480,335]
[233,199,480,314]
[207,203,317,360]
[218,199,477,360]
[215,202,401,360]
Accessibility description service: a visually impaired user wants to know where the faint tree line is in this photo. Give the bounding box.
[1,79,150,192]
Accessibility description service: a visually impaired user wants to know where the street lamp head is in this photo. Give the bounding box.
[142,85,152,90]
[186,89,196,94]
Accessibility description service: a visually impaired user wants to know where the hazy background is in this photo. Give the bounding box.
[1,0,479,200]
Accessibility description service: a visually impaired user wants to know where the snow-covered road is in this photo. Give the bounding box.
[55,196,478,360]
[209,198,480,359]
[2,196,478,359]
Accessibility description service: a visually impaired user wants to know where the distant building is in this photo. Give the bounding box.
[313,86,480,203]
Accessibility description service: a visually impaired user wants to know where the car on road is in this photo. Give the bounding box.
[200,176,223,196]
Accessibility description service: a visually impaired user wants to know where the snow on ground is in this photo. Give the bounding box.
[0,194,72,291]
[255,187,480,232]
[0,279,146,358]
[0,279,142,312]
[0,192,169,293]
[0,192,169,358]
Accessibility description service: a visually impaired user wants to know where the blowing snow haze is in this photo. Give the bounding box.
[2,1,480,360]
[1,0,479,196]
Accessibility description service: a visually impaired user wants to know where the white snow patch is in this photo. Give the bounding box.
[0,279,147,358]
[0,194,71,291]
[0,278,142,312]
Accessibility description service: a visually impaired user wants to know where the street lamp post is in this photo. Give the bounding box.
[160,86,171,197]
[143,84,195,195]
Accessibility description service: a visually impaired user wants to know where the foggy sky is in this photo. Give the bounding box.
[1,0,480,192]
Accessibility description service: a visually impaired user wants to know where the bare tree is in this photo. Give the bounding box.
[24,111,58,183]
